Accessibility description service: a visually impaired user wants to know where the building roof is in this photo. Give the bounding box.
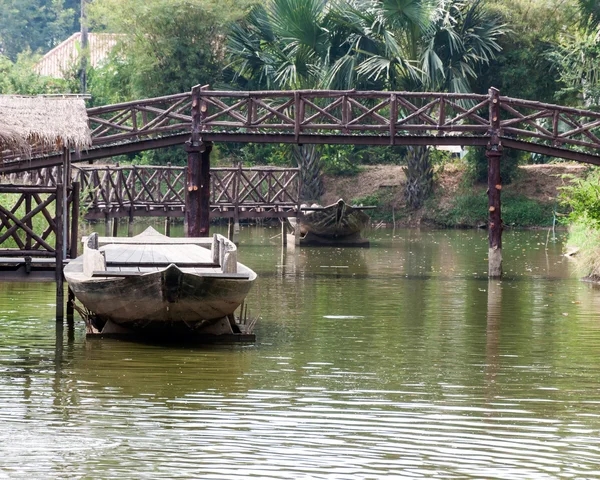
[0,95,91,156]
[35,32,122,78]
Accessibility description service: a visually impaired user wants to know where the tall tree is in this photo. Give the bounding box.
[551,0,600,107]
[86,0,252,165]
[228,0,348,200]
[0,0,79,60]
[229,0,505,205]
[89,0,252,99]
[354,0,505,207]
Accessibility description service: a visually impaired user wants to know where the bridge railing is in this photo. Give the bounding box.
[3,89,600,173]
[73,165,301,220]
[87,92,193,146]
[196,90,491,141]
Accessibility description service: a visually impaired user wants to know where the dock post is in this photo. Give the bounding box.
[55,183,64,322]
[185,84,212,238]
[281,219,287,247]
[104,214,111,237]
[487,88,503,278]
[67,181,80,321]
[112,216,119,237]
[128,208,134,237]
[228,218,234,241]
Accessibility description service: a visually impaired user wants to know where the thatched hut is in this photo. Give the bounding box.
[0,95,91,157]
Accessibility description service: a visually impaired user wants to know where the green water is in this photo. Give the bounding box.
[1,226,600,479]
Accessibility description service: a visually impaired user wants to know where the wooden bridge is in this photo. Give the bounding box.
[73,163,300,236]
[2,87,600,172]
[3,86,600,276]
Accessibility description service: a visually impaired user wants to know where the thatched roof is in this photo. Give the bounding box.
[0,95,92,157]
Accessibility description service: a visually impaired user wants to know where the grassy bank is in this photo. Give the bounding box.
[423,191,558,228]
[326,163,581,229]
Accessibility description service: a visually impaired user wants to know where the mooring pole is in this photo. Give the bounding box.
[487,87,503,278]
[55,183,65,322]
[185,84,212,237]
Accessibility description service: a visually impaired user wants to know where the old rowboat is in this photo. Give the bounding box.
[288,199,373,246]
[63,227,257,335]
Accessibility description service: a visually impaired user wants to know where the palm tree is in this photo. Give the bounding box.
[228,0,505,205]
[353,0,505,208]
[228,0,330,200]
[227,0,404,200]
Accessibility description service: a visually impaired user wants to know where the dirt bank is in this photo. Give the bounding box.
[322,163,587,226]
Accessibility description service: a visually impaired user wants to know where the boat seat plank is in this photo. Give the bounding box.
[107,261,219,268]
[92,271,251,279]
[84,236,214,247]
[102,244,216,267]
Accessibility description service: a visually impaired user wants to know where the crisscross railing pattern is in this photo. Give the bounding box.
[73,165,300,220]
[3,88,600,174]
[0,184,77,257]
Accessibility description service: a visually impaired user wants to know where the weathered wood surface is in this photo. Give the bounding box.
[72,165,301,221]
[3,88,600,173]
[0,183,79,259]
[64,228,256,334]
[487,88,503,278]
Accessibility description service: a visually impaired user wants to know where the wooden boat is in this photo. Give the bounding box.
[288,199,372,246]
[63,227,257,336]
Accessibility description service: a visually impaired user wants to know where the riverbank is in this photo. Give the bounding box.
[323,163,588,228]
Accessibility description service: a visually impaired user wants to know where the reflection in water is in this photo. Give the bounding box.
[1,227,600,478]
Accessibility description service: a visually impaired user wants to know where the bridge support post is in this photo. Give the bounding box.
[487,87,503,278]
[487,148,502,277]
[185,141,212,237]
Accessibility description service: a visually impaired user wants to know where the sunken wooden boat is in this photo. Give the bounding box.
[289,199,372,246]
[63,227,257,337]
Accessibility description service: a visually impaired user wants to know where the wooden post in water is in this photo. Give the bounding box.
[228,219,234,241]
[281,219,288,247]
[55,183,64,321]
[487,87,503,278]
[185,84,212,237]
[128,208,134,237]
[67,182,80,321]
[164,217,171,237]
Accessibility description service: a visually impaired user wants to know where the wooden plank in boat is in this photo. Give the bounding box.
[106,261,219,268]
[92,271,251,279]
[107,243,146,266]
[105,244,138,264]
[84,236,213,247]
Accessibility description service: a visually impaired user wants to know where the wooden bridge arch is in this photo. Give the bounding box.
[3,86,600,276]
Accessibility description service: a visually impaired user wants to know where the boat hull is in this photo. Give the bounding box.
[65,258,256,332]
[299,200,371,238]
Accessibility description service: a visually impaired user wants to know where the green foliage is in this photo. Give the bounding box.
[0,0,79,61]
[89,0,251,99]
[225,143,292,167]
[351,188,400,223]
[427,191,556,227]
[551,26,600,106]
[0,53,71,94]
[559,169,600,227]
[320,145,360,176]
[565,218,600,278]
[463,146,523,185]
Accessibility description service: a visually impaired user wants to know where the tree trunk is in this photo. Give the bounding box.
[403,145,433,209]
[292,144,323,202]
